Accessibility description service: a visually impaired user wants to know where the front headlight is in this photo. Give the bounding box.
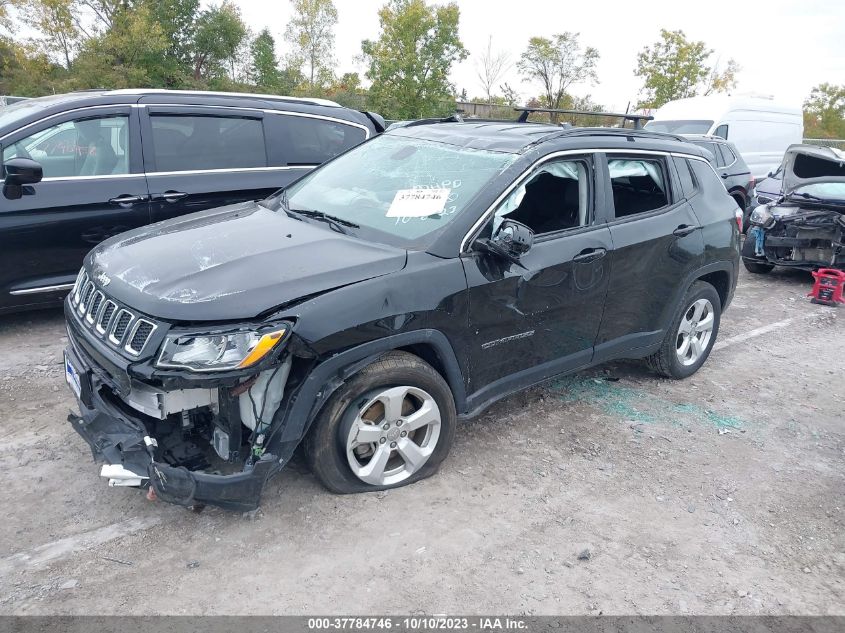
[156,324,290,372]
[749,205,775,228]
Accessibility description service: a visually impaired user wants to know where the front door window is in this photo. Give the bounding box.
[3,116,130,178]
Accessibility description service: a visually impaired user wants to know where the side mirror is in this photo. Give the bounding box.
[3,157,42,200]
[492,219,534,257]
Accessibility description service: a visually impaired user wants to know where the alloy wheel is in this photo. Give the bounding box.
[344,386,442,486]
[675,298,715,366]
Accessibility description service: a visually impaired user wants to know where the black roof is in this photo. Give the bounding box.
[387,121,693,154]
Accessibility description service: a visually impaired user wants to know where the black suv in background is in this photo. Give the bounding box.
[0,89,384,314]
[683,134,754,227]
[64,121,740,511]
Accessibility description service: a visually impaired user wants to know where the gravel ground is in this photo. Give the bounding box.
[0,266,842,615]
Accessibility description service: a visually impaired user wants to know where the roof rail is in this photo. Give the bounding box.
[515,107,654,129]
[552,127,685,142]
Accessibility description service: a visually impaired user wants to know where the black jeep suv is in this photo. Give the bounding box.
[63,121,741,510]
[0,89,383,314]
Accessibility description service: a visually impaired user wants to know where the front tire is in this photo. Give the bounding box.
[305,351,456,494]
[647,281,721,379]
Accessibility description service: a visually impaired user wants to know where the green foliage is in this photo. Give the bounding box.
[284,0,337,91]
[634,29,738,109]
[250,28,280,90]
[19,0,80,69]
[66,2,169,88]
[517,32,598,120]
[803,84,845,139]
[0,36,66,95]
[362,0,467,119]
[145,0,200,85]
[191,1,247,81]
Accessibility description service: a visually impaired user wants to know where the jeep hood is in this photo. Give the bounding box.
[87,201,407,321]
[781,144,845,195]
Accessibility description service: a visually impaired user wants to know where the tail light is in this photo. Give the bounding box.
[734,209,743,233]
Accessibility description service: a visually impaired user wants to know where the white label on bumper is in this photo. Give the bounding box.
[100,464,148,487]
[64,352,82,400]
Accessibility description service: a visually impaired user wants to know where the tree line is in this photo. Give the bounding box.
[0,0,842,137]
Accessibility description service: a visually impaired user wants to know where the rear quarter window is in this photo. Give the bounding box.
[673,157,698,198]
[273,114,367,166]
[689,158,724,194]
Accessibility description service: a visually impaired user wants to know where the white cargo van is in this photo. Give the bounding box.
[645,96,803,179]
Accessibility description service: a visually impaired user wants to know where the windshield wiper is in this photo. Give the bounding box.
[288,207,359,234]
[792,191,845,204]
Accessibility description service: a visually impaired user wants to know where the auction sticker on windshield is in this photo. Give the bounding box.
[386,188,450,217]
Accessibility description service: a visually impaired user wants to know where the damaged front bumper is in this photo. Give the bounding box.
[743,211,845,270]
[64,339,283,512]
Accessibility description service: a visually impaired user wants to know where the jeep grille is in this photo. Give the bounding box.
[69,270,158,356]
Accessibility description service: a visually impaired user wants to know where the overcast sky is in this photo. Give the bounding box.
[232,0,843,110]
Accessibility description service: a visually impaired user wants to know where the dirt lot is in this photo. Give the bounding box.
[0,266,843,615]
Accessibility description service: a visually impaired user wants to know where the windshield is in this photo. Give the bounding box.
[791,182,845,203]
[645,120,714,134]
[279,134,517,247]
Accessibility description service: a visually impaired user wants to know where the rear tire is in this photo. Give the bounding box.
[743,258,775,274]
[305,351,456,494]
[647,281,721,379]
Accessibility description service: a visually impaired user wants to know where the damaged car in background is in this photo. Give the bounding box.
[64,117,740,511]
[743,144,845,273]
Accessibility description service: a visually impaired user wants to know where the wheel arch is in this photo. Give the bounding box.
[728,188,747,209]
[659,261,736,336]
[268,329,467,454]
[697,269,732,309]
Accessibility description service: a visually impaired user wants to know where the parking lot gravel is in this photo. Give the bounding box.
[0,266,842,615]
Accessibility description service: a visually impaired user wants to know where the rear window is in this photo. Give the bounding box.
[149,114,267,172]
[645,120,713,134]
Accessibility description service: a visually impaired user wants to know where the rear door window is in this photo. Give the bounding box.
[607,157,671,218]
[713,124,729,139]
[148,114,266,172]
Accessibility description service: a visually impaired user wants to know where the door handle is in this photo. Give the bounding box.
[572,247,607,263]
[108,194,147,206]
[673,224,700,237]
[159,190,188,203]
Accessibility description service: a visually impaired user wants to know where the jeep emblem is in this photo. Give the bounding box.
[95,271,110,287]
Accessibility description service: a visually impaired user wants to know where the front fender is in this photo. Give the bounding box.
[265,329,466,458]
